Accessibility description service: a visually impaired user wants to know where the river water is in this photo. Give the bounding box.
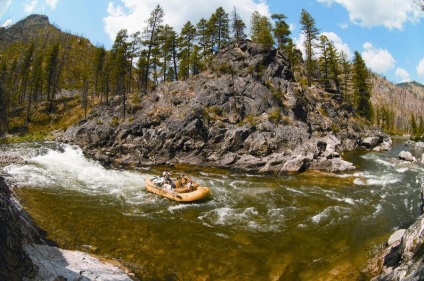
[1,139,423,280]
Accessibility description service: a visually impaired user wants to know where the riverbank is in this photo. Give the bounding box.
[0,176,135,280]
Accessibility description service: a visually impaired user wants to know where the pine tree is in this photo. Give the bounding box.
[179,21,197,80]
[318,35,330,89]
[196,18,212,64]
[231,7,246,44]
[208,7,230,52]
[158,25,178,82]
[250,11,275,47]
[328,40,341,93]
[352,51,372,120]
[410,113,417,137]
[0,62,8,136]
[111,29,131,119]
[271,13,291,50]
[142,4,164,92]
[300,9,319,87]
[340,51,351,101]
[45,42,60,114]
[93,46,106,99]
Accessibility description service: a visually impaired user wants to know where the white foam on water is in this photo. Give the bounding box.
[311,206,350,224]
[3,144,150,203]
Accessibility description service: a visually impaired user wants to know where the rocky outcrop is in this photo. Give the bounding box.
[367,214,424,281]
[0,176,134,280]
[61,40,389,173]
[0,177,36,280]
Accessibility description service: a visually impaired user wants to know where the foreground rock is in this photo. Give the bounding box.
[397,151,417,162]
[0,177,35,280]
[367,214,424,280]
[26,244,132,281]
[0,176,134,280]
[61,40,389,174]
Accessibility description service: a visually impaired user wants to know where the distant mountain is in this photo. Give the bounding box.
[0,14,58,50]
[397,80,424,89]
[371,76,424,133]
[0,14,98,90]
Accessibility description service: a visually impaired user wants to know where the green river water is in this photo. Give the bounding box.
[1,138,423,280]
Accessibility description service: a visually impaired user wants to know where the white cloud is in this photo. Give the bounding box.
[103,0,271,42]
[362,42,395,74]
[24,0,38,14]
[1,18,12,27]
[294,31,351,60]
[321,31,352,58]
[45,0,58,10]
[395,68,411,82]
[317,0,423,30]
[417,58,424,78]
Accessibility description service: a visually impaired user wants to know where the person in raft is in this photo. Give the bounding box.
[162,171,176,190]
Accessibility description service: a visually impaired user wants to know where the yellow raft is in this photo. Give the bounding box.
[145,176,210,202]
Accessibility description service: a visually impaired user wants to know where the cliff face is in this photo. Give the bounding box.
[63,40,388,173]
[367,213,424,281]
[0,177,35,280]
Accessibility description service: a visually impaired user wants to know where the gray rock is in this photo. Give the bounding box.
[397,151,416,162]
[61,39,385,174]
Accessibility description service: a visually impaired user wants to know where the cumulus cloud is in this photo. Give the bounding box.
[103,0,271,42]
[24,0,38,14]
[362,42,395,74]
[1,18,12,27]
[395,68,411,82]
[294,31,351,60]
[321,31,352,58]
[417,58,424,79]
[317,0,422,30]
[46,0,58,10]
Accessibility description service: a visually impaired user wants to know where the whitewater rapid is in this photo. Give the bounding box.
[1,141,424,234]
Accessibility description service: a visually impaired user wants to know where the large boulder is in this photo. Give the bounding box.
[397,151,416,162]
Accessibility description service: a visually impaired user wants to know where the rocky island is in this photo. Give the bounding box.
[62,40,390,174]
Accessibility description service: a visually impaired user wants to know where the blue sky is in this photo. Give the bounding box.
[0,0,423,84]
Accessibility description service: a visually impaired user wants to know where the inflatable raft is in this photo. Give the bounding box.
[145,176,210,202]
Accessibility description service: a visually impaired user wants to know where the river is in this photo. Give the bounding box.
[1,138,423,280]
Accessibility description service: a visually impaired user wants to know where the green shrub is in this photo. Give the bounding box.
[268,108,281,124]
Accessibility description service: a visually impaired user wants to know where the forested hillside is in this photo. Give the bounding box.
[0,6,423,141]
[371,75,424,137]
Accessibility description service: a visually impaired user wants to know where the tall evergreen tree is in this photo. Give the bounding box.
[318,35,330,89]
[410,113,417,137]
[328,41,341,93]
[0,62,8,136]
[111,29,131,119]
[300,9,319,87]
[158,25,178,82]
[271,14,291,50]
[231,7,246,44]
[208,7,230,52]
[179,21,197,80]
[250,11,274,47]
[142,4,164,92]
[352,51,372,120]
[20,43,33,105]
[196,18,213,64]
[93,46,106,99]
[45,42,60,114]
[340,51,351,101]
